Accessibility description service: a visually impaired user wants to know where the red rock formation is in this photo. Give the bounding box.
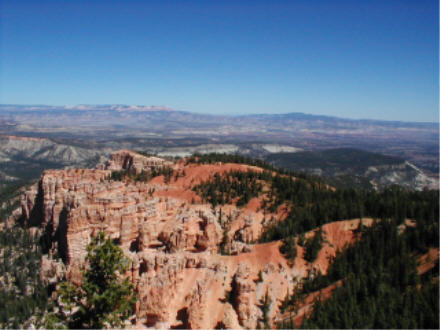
[20,151,371,329]
[97,149,172,174]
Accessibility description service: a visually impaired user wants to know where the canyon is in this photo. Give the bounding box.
[17,150,437,328]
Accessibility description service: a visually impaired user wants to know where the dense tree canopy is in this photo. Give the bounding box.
[279,218,439,329]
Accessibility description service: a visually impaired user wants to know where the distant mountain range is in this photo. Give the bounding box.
[0,104,437,124]
[0,104,173,112]
[0,104,438,183]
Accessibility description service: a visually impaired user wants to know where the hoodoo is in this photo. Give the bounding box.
[20,151,387,328]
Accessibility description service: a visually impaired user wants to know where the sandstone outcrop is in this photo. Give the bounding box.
[20,151,371,328]
[97,149,172,174]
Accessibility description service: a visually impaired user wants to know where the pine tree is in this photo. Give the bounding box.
[50,232,136,329]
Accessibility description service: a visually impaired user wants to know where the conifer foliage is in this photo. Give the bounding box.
[109,166,174,183]
[279,219,439,329]
[193,170,264,207]
[0,226,48,328]
[49,232,136,329]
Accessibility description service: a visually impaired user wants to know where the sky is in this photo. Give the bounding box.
[0,0,438,122]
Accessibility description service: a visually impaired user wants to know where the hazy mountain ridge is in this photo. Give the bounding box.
[0,104,174,112]
[1,105,437,133]
[0,104,438,187]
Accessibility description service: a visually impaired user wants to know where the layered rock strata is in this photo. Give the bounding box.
[21,151,371,328]
[97,149,172,173]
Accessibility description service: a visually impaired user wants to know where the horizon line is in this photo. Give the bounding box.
[0,103,438,125]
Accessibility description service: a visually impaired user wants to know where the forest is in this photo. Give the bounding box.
[279,217,439,329]
[0,225,48,328]
[193,170,264,207]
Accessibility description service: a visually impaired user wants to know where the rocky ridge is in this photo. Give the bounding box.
[21,150,379,328]
[0,135,109,187]
[0,135,107,165]
[365,161,438,190]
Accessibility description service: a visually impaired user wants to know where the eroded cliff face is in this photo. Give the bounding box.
[96,149,172,174]
[21,150,368,329]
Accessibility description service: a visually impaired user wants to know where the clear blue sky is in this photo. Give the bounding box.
[0,0,438,122]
